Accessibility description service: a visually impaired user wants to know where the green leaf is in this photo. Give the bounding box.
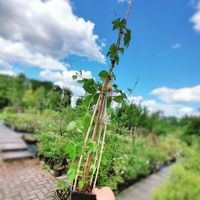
[112,18,125,30]
[113,84,118,90]
[67,121,77,131]
[67,166,76,181]
[113,95,124,103]
[107,107,113,115]
[119,48,124,54]
[107,96,112,108]
[112,18,121,30]
[57,180,66,190]
[107,43,119,64]
[65,143,77,160]
[124,29,131,47]
[76,120,85,133]
[86,140,98,153]
[78,180,85,190]
[83,79,96,94]
[72,75,78,80]
[82,115,90,130]
[75,142,83,155]
[99,70,109,80]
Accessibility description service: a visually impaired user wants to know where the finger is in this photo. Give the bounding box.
[92,188,101,195]
[100,187,112,192]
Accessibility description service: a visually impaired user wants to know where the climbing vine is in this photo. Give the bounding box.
[67,0,133,192]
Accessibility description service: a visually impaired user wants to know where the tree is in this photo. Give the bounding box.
[9,73,27,110]
[34,87,46,111]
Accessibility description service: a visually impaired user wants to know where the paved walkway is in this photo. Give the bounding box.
[0,121,57,200]
[0,121,33,160]
[0,159,57,200]
[117,166,171,200]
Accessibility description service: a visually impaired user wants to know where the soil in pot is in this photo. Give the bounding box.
[22,134,37,143]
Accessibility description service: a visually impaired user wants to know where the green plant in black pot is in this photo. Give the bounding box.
[62,1,133,199]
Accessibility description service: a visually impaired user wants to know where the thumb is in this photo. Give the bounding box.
[92,188,100,195]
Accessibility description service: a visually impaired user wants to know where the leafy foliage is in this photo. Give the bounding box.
[153,146,200,200]
[0,74,72,111]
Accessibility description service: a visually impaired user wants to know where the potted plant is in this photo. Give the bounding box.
[61,1,134,199]
[53,164,65,177]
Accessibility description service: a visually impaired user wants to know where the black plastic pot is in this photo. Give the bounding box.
[70,191,96,200]
[53,169,62,177]
[53,166,64,177]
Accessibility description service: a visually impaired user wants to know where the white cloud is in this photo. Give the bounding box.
[0,60,16,76]
[40,69,93,96]
[190,1,200,32]
[128,95,197,117]
[171,43,181,49]
[151,85,200,103]
[0,0,105,64]
[0,37,66,71]
[179,107,194,115]
[128,96,143,105]
[0,0,105,97]
[71,96,80,108]
[142,100,195,117]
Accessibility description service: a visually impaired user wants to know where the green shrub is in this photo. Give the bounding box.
[153,146,200,200]
[96,135,180,191]
[185,117,200,136]
[154,164,200,200]
[3,113,39,132]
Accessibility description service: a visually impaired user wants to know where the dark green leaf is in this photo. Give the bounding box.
[107,43,119,64]
[107,96,112,108]
[99,70,109,80]
[119,48,124,54]
[83,79,96,94]
[112,18,125,30]
[124,29,131,47]
[72,75,78,80]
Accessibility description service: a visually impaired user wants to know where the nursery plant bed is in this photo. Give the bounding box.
[117,161,176,193]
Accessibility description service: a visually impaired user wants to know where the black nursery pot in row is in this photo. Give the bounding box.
[70,191,96,200]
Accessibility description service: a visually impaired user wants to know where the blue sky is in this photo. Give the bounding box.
[0,0,200,116]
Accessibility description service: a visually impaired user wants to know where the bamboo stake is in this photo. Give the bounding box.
[93,120,108,188]
[73,95,101,191]
[89,97,106,185]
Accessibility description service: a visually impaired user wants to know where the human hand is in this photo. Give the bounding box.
[92,187,116,200]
